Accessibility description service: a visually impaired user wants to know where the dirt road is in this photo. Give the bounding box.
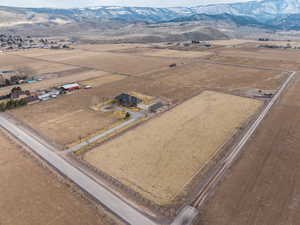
[199,73,300,225]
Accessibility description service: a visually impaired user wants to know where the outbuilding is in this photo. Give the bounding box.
[62,83,80,91]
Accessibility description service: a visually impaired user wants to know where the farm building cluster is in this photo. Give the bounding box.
[0,82,83,111]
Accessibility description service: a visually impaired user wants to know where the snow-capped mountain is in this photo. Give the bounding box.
[1,0,300,30]
[191,0,300,20]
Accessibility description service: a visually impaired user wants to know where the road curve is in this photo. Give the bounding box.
[0,115,157,225]
[193,71,296,208]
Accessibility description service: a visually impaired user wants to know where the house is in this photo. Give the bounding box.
[62,83,80,91]
[115,93,142,107]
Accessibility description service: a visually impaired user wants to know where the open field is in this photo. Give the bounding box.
[0,130,113,225]
[199,75,300,225]
[0,53,79,75]
[84,91,262,205]
[9,48,183,76]
[10,97,118,146]
[205,48,300,70]
[80,74,126,87]
[115,48,213,58]
[38,51,182,75]
[9,63,284,148]
[75,43,152,52]
[209,39,258,46]
[143,61,286,98]
[210,39,300,48]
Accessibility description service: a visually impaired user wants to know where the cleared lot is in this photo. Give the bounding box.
[200,75,300,225]
[0,130,113,225]
[84,91,262,205]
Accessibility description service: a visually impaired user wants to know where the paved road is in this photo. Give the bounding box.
[0,115,157,225]
[193,71,296,208]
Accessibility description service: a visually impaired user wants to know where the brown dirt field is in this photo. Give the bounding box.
[199,75,300,225]
[206,48,300,70]
[80,74,126,87]
[9,59,285,149]
[0,70,109,96]
[209,39,258,46]
[10,94,117,146]
[37,51,183,75]
[205,54,300,71]
[0,130,113,225]
[11,49,81,58]
[115,48,212,58]
[8,44,286,149]
[75,43,151,52]
[0,54,36,67]
[84,91,262,205]
[143,61,286,95]
[0,53,78,75]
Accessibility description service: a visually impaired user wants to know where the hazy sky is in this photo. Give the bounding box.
[0,0,255,8]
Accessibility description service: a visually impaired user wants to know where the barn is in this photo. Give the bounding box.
[62,83,80,91]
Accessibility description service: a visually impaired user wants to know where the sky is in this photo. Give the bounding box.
[0,0,255,8]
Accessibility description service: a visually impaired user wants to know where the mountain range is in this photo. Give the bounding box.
[1,0,300,35]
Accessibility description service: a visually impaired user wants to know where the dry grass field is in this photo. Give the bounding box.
[7,42,286,151]
[115,48,213,58]
[80,74,126,87]
[209,39,258,46]
[210,39,300,48]
[199,75,300,225]
[76,43,151,52]
[205,48,300,70]
[0,130,113,225]
[143,61,286,98]
[38,50,182,75]
[84,91,262,205]
[10,98,117,146]
[0,52,79,75]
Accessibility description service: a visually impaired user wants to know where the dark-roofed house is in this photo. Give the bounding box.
[115,93,142,107]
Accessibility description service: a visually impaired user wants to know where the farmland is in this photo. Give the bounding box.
[205,46,300,71]
[1,40,295,220]
[0,130,114,225]
[84,91,262,205]
[199,74,300,225]
[115,48,213,58]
